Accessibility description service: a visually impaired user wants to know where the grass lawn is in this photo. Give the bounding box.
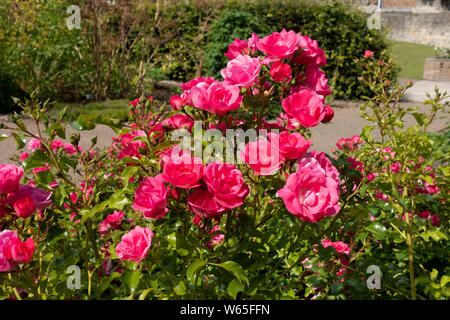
[390,41,436,80]
[50,99,130,123]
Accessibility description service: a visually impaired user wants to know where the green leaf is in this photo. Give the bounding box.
[364,222,387,240]
[70,115,96,131]
[174,281,186,296]
[123,270,141,293]
[217,261,249,285]
[108,191,131,210]
[186,259,206,283]
[81,201,108,223]
[412,112,426,126]
[121,166,139,180]
[227,279,244,299]
[430,269,438,282]
[12,133,26,149]
[420,230,448,242]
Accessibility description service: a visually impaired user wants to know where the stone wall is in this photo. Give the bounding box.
[423,58,450,80]
[380,12,450,48]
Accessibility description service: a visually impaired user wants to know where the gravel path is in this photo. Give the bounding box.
[0,101,448,165]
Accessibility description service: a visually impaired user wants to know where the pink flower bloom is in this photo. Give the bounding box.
[0,164,23,194]
[116,226,153,263]
[431,214,440,226]
[224,38,249,60]
[162,152,204,189]
[8,184,52,211]
[304,65,331,96]
[0,230,18,272]
[27,138,42,151]
[203,162,250,209]
[205,225,225,248]
[416,210,430,219]
[169,95,184,110]
[364,50,373,58]
[277,152,340,223]
[132,175,169,219]
[281,87,325,128]
[248,32,260,53]
[187,188,226,219]
[322,238,351,255]
[240,140,284,176]
[8,237,35,263]
[221,55,261,88]
[0,230,35,270]
[63,143,77,155]
[268,131,311,160]
[161,114,194,131]
[257,29,299,58]
[181,76,215,92]
[12,194,36,218]
[321,105,334,123]
[99,211,125,233]
[270,61,292,83]
[20,153,29,161]
[51,140,64,151]
[294,34,327,66]
[190,81,243,116]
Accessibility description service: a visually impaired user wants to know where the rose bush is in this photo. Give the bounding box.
[0,32,448,300]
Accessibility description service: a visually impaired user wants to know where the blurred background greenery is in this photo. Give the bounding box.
[0,0,437,117]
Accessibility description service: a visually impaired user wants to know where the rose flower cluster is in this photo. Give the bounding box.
[107,29,342,263]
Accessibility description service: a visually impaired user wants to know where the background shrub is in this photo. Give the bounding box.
[204,0,396,100]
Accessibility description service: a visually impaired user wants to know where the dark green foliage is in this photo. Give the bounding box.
[204,9,270,78]
[203,0,397,99]
[0,67,27,114]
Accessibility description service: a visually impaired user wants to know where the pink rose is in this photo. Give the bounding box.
[132,175,169,219]
[63,143,77,155]
[277,152,340,222]
[12,194,36,218]
[161,153,204,189]
[0,164,23,194]
[99,211,125,233]
[51,140,64,151]
[248,32,260,53]
[27,138,42,151]
[431,215,440,226]
[416,210,430,219]
[190,81,243,116]
[294,34,327,66]
[224,38,249,60]
[162,114,194,131]
[169,95,183,110]
[240,140,284,176]
[322,239,350,255]
[257,29,299,58]
[116,226,153,263]
[221,55,261,88]
[20,153,29,161]
[0,230,18,271]
[270,61,292,83]
[8,184,53,211]
[0,230,35,269]
[321,105,334,123]
[9,237,35,263]
[281,87,325,128]
[181,77,215,91]
[268,131,311,160]
[187,188,226,219]
[364,50,373,58]
[203,162,250,209]
[304,65,331,96]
